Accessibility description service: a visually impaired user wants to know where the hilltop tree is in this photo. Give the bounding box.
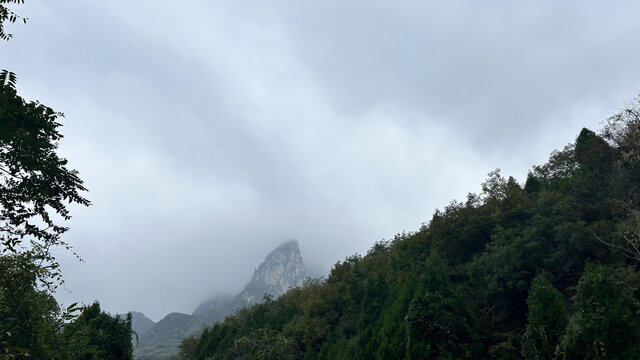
[596,99,640,261]
[602,97,640,166]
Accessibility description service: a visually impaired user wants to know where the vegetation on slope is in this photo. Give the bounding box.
[0,254,134,359]
[183,99,640,360]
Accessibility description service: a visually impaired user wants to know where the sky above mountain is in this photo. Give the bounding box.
[2,0,640,321]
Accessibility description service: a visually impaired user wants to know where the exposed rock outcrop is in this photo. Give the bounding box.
[235,240,307,306]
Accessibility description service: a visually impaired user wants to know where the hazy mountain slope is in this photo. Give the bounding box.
[134,240,308,359]
[192,294,233,317]
[135,312,197,360]
[128,311,155,341]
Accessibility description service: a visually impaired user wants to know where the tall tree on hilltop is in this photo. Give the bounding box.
[603,97,640,167]
[595,99,640,261]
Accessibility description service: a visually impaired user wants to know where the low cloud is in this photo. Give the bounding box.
[3,0,639,320]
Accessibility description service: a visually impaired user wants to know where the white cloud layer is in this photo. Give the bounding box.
[2,0,639,320]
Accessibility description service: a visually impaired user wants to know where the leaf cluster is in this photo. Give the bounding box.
[0,0,27,41]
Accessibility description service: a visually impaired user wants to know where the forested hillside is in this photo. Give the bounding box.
[182,101,640,360]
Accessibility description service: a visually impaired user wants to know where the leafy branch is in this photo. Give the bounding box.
[0,77,90,291]
[0,0,27,41]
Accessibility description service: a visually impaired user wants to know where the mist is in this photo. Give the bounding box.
[2,0,639,321]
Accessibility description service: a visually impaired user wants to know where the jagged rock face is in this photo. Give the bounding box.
[236,240,307,306]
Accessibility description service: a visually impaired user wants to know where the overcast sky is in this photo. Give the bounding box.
[2,1,640,321]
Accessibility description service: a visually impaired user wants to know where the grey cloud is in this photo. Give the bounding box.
[3,1,639,320]
[273,0,640,147]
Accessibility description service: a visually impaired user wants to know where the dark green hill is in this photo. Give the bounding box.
[186,101,640,360]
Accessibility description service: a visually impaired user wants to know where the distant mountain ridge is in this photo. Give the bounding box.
[129,311,155,341]
[132,240,308,359]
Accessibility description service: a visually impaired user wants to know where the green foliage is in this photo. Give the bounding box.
[188,103,640,359]
[521,274,567,360]
[0,255,134,359]
[594,208,640,262]
[0,254,60,359]
[405,291,474,359]
[178,335,199,360]
[558,263,640,359]
[0,73,125,357]
[62,302,134,360]
[603,97,640,167]
[1,78,90,289]
[404,256,475,359]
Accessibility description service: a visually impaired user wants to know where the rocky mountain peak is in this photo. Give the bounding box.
[237,240,307,306]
